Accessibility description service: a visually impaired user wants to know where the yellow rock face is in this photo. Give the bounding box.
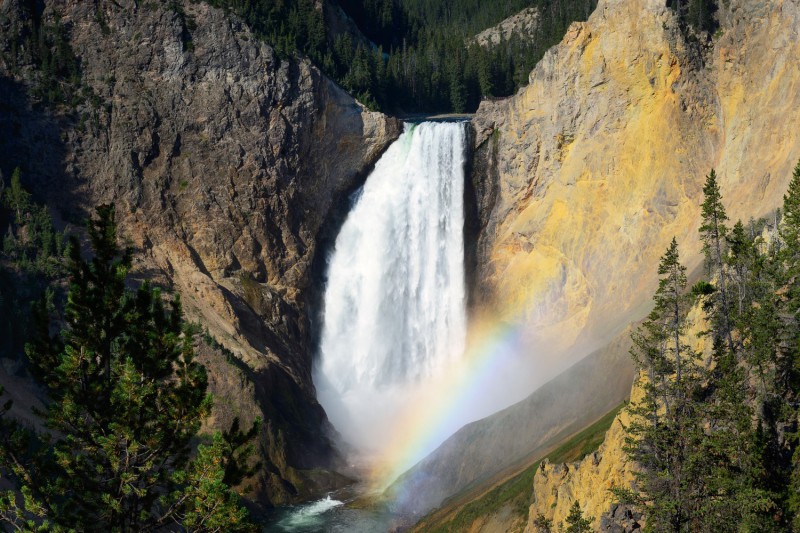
[472,0,800,363]
[523,403,638,532]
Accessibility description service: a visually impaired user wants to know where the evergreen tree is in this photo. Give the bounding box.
[532,513,553,533]
[699,169,734,354]
[779,160,800,529]
[669,0,717,34]
[166,433,251,531]
[0,386,54,530]
[449,64,468,113]
[694,335,772,531]
[727,222,788,529]
[726,220,756,319]
[563,501,592,533]
[618,163,800,530]
[780,160,800,259]
[624,238,705,532]
[686,0,716,34]
[777,163,800,404]
[10,205,254,531]
[3,168,30,225]
[693,173,775,529]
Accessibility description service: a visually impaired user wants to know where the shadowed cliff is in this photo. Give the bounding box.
[0,0,400,506]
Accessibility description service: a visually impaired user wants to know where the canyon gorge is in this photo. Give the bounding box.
[1,0,800,530]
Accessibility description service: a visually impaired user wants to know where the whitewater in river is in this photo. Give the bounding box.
[271,494,399,532]
[314,121,468,452]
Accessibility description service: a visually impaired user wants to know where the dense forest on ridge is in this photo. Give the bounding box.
[204,0,718,113]
[206,0,597,112]
[2,0,719,114]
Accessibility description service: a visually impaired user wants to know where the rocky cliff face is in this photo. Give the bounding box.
[0,0,400,506]
[471,0,800,363]
[460,0,800,528]
[469,7,540,48]
[523,391,639,532]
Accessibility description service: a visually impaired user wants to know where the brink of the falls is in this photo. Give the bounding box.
[314,121,468,454]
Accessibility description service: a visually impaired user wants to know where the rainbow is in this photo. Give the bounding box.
[369,314,533,493]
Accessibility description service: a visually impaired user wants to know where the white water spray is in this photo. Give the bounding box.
[315,122,468,452]
[275,496,344,531]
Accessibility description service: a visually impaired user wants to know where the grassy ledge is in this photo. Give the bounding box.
[415,402,625,533]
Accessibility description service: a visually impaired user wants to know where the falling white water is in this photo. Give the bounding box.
[315,121,467,452]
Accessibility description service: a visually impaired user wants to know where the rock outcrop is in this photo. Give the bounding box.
[471,0,800,362]
[523,391,639,532]
[469,7,540,48]
[0,0,400,505]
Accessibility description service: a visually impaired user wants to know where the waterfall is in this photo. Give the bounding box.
[314,121,468,451]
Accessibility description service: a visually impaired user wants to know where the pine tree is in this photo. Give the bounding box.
[699,169,735,354]
[448,63,467,113]
[693,334,773,531]
[166,433,252,531]
[3,168,30,225]
[778,163,800,400]
[694,175,775,529]
[779,160,800,529]
[16,205,253,531]
[673,161,800,529]
[624,238,705,532]
[532,513,553,533]
[780,160,800,260]
[563,501,592,533]
[686,0,715,33]
[726,220,752,318]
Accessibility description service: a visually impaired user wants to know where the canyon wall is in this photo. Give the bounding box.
[472,0,800,363]
[0,0,400,505]
[464,0,800,518]
[407,0,800,522]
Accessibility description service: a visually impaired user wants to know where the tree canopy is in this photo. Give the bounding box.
[0,205,255,532]
[207,0,597,113]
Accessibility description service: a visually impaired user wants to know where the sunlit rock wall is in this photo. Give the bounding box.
[472,0,800,365]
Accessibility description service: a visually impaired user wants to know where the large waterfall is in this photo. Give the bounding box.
[315,122,468,452]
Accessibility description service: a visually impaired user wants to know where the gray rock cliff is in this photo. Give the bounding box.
[0,0,400,506]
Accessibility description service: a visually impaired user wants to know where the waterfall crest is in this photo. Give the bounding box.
[315,121,467,450]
